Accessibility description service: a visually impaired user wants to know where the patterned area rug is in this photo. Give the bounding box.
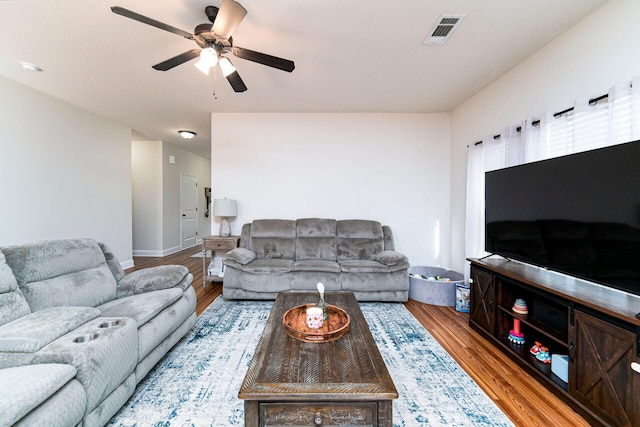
[110,297,514,426]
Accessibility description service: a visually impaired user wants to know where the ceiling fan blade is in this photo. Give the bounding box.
[111,6,194,39]
[232,47,295,72]
[212,0,247,40]
[152,49,201,71]
[225,70,248,92]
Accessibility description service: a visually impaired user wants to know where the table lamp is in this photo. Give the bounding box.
[213,199,237,237]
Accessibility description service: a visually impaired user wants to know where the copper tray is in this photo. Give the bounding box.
[282,303,350,343]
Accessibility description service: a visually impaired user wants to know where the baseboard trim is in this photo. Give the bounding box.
[120,259,134,270]
[132,245,183,258]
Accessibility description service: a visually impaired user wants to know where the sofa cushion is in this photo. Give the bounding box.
[239,259,294,274]
[336,220,384,261]
[1,239,118,311]
[292,260,341,273]
[0,251,31,327]
[0,306,101,353]
[2,238,108,285]
[0,363,79,426]
[21,266,118,312]
[225,248,257,265]
[375,251,409,267]
[0,290,31,327]
[339,260,392,273]
[296,218,337,261]
[136,289,196,363]
[98,242,126,283]
[250,219,297,259]
[97,288,183,327]
[116,265,190,298]
[0,251,19,294]
[382,225,395,251]
[11,376,86,427]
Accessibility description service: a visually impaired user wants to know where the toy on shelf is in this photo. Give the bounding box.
[512,298,528,315]
[530,341,542,356]
[536,346,551,364]
[508,318,525,345]
[529,341,551,363]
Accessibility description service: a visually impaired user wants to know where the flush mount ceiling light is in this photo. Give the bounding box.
[19,61,42,72]
[178,130,196,140]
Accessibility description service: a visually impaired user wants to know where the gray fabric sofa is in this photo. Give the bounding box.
[223,218,410,302]
[0,238,196,427]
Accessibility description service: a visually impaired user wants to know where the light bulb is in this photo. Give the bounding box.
[194,48,218,75]
[218,57,236,77]
[194,58,210,75]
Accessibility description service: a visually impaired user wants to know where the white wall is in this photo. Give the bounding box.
[132,140,163,254]
[131,140,212,256]
[449,0,640,273]
[0,76,133,266]
[212,113,451,268]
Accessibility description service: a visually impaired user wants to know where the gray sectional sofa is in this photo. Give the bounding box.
[0,238,196,427]
[223,218,410,302]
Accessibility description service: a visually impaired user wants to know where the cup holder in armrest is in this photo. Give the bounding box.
[73,333,100,343]
[99,320,122,329]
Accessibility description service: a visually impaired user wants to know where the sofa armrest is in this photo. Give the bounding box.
[116,265,192,299]
[224,248,257,266]
[375,250,409,267]
[0,306,101,354]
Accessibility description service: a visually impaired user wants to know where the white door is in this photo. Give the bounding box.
[181,174,198,249]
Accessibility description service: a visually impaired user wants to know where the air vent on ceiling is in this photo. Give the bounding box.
[423,14,466,45]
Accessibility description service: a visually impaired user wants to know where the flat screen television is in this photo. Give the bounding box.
[485,139,640,296]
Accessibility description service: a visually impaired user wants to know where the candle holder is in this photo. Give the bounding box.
[306,306,324,329]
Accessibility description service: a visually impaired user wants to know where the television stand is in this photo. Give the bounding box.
[468,257,640,427]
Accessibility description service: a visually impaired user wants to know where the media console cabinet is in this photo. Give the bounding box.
[468,257,640,427]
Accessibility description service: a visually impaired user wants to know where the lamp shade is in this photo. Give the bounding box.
[213,199,237,217]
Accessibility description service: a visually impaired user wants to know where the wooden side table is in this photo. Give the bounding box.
[201,235,239,287]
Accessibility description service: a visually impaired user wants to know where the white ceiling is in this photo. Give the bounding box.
[0,0,609,159]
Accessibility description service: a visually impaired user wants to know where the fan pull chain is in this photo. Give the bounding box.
[212,67,218,100]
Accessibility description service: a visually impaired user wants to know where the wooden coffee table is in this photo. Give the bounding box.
[239,291,398,427]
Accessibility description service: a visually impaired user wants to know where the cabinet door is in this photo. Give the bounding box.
[569,309,639,427]
[469,267,496,335]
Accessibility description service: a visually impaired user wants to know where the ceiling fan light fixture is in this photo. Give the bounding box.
[178,130,197,140]
[111,3,295,94]
[219,57,236,77]
[194,47,218,75]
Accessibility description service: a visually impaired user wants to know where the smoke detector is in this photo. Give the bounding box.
[423,14,466,45]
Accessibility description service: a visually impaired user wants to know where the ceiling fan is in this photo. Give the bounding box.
[111,0,295,93]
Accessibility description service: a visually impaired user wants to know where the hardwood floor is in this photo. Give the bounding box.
[128,247,589,427]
